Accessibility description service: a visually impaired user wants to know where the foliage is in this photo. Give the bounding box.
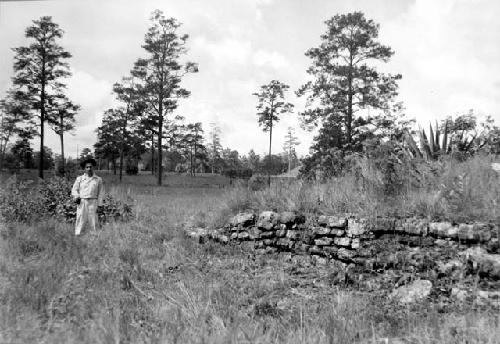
[297,12,402,176]
[47,94,80,176]
[222,168,253,180]
[403,111,500,162]
[9,131,35,169]
[254,80,294,134]
[0,177,132,224]
[110,77,147,181]
[33,146,55,170]
[254,80,294,185]
[261,154,288,175]
[0,91,34,170]
[404,121,449,161]
[131,9,198,185]
[78,148,93,161]
[94,114,120,169]
[207,122,223,173]
[125,164,139,175]
[283,126,300,174]
[10,16,74,179]
[182,122,207,176]
[248,175,268,191]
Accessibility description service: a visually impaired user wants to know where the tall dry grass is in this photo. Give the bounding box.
[0,169,499,343]
[216,155,500,224]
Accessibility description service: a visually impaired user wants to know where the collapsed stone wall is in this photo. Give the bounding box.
[187,211,500,305]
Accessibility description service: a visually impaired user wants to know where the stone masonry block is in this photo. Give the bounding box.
[312,226,330,236]
[230,212,255,227]
[315,238,334,246]
[257,211,279,230]
[334,237,351,247]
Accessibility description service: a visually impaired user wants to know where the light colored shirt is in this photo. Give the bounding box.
[71,174,104,205]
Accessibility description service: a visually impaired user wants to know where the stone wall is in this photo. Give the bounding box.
[187,211,500,305]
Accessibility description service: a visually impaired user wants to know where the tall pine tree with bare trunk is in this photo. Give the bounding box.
[132,10,198,186]
[208,122,222,174]
[283,126,300,175]
[297,12,401,178]
[11,16,74,179]
[47,95,79,176]
[253,80,293,185]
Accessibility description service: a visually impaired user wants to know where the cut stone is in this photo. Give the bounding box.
[230,212,255,227]
[315,238,333,246]
[401,219,429,236]
[337,248,356,261]
[334,237,351,247]
[312,226,330,236]
[347,218,368,236]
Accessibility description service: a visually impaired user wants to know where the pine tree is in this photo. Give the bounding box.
[11,16,74,178]
[253,80,294,185]
[132,10,198,185]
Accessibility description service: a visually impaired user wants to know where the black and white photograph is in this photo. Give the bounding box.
[0,0,499,342]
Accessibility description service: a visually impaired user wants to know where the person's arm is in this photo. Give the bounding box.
[71,177,80,200]
[97,178,104,206]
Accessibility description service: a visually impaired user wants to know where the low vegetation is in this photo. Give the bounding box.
[218,155,500,225]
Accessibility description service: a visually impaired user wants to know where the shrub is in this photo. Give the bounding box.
[222,168,253,180]
[126,165,139,175]
[0,176,132,224]
[248,175,268,191]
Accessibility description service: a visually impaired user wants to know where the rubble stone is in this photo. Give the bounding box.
[230,212,255,227]
[390,280,432,304]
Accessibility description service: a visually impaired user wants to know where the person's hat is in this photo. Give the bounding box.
[80,158,97,168]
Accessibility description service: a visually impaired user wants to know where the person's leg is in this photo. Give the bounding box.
[87,199,98,232]
[75,200,87,236]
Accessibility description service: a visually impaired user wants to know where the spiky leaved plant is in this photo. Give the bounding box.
[404,121,448,160]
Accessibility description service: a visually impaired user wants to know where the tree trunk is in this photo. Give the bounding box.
[193,137,197,177]
[346,54,353,145]
[268,120,272,187]
[119,130,125,182]
[119,148,124,181]
[157,108,163,186]
[190,146,194,176]
[59,113,65,176]
[151,132,155,175]
[113,155,117,175]
[288,148,291,175]
[0,141,5,171]
[39,85,45,178]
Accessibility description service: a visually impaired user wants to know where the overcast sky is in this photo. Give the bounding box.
[1,0,499,159]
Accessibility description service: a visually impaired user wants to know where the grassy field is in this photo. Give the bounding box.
[1,165,500,343]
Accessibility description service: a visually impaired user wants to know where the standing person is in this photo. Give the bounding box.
[71,158,104,236]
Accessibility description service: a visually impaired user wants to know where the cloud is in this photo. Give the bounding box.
[382,0,500,123]
[66,69,114,126]
[192,37,252,67]
[253,50,290,70]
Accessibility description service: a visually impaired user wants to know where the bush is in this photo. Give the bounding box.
[0,176,132,224]
[222,168,253,180]
[248,175,268,191]
[126,165,139,175]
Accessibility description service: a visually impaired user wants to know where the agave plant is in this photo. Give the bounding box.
[404,121,449,160]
